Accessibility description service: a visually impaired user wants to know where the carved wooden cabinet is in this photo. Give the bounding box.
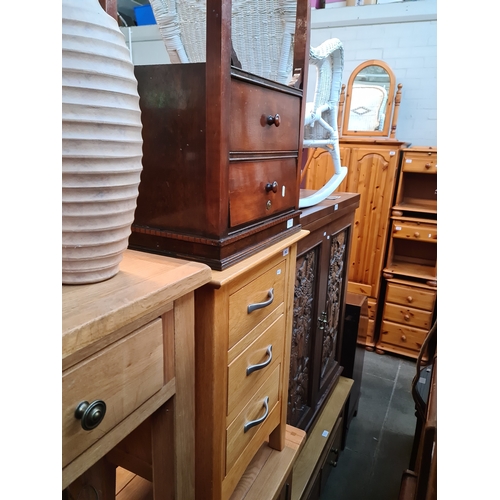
[287,192,359,432]
[128,0,311,270]
[193,230,307,500]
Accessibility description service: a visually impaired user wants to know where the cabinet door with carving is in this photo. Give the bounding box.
[288,216,351,432]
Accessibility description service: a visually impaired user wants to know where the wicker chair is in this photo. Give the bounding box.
[149,0,297,84]
[149,1,346,208]
[300,38,347,208]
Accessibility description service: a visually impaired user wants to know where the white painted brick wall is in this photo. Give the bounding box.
[309,11,437,147]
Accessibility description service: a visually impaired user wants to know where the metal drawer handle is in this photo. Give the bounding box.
[248,288,274,313]
[246,345,273,376]
[75,400,106,431]
[244,396,270,433]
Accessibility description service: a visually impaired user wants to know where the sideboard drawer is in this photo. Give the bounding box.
[228,257,286,348]
[228,157,297,228]
[226,364,281,474]
[62,318,164,467]
[383,303,433,330]
[227,313,284,420]
[402,151,437,174]
[386,282,436,311]
[230,78,300,152]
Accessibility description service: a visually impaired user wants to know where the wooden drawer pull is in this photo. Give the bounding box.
[414,232,420,238]
[425,163,431,169]
[265,181,278,193]
[244,396,269,433]
[246,345,273,376]
[401,335,407,342]
[74,400,106,431]
[266,114,281,127]
[248,288,274,313]
[406,296,413,303]
[404,314,410,321]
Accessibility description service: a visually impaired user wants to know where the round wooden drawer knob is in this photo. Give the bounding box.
[401,335,407,342]
[414,232,420,238]
[407,296,413,303]
[75,400,106,431]
[404,314,410,321]
[425,163,431,169]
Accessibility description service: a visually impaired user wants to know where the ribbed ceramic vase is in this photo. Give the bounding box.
[62,0,143,285]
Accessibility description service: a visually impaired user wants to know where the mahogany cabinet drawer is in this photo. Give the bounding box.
[230,78,301,152]
[227,313,284,420]
[383,303,433,330]
[228,158,297,227]
[402,152,437,174]
[392,220,437,242]
[386,283,436,310]
[229,257,286,349]
[62,318,164,468]
[378,320,427,354]
[226,364,281,474]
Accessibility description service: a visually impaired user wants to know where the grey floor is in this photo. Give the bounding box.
[320,350,417,500]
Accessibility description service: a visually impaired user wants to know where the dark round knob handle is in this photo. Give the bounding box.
[425,163,431,169]
[265,181,278,193]
[329,460,338,467]
[266,114,280,127]
[75,400,106,431]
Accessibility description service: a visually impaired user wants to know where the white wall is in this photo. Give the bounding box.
[309,0,437,147]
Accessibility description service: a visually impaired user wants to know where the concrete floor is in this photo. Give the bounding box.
[320,350,417,500]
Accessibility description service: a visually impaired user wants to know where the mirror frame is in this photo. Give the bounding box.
[341,59,396,137]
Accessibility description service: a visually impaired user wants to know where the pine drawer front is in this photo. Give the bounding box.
[228,158,298,228]
[230,78,300,152]
[62,318,164,467]
[228,257,286,349]
[383,303,433,330]
[386,283,436,311]
[392,220,437,242]
[226,364,281,475]
[378,320,427,355]
[402,152,437,174]
[227,313,284,421]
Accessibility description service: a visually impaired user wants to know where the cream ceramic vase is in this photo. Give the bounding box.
[62,0,143,285]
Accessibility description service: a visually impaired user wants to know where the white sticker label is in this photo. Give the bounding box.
[406,159,412,163]
[395,226,402,231]
[283,248,289,257]
[323,231,327,237]
[277,269,282,275]
[390,151,395,156]
[287,219,293,229]
[282,185,286,197]
[334,204,338,211]
[322,430,329,438]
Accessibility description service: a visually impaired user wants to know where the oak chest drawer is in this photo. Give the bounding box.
[386,282,436,311]
[230,78,301,152]
[228,255,286,348]
[229,158,297,227]
[402,151,437,174]
[227,312,284,420]
[62,318,164,468]
[226,364,281,474]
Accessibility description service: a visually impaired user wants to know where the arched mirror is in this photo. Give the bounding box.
[341,60,401,138]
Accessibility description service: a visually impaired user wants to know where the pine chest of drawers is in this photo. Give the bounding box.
[193,230,308,500]
[376,277,436,359]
